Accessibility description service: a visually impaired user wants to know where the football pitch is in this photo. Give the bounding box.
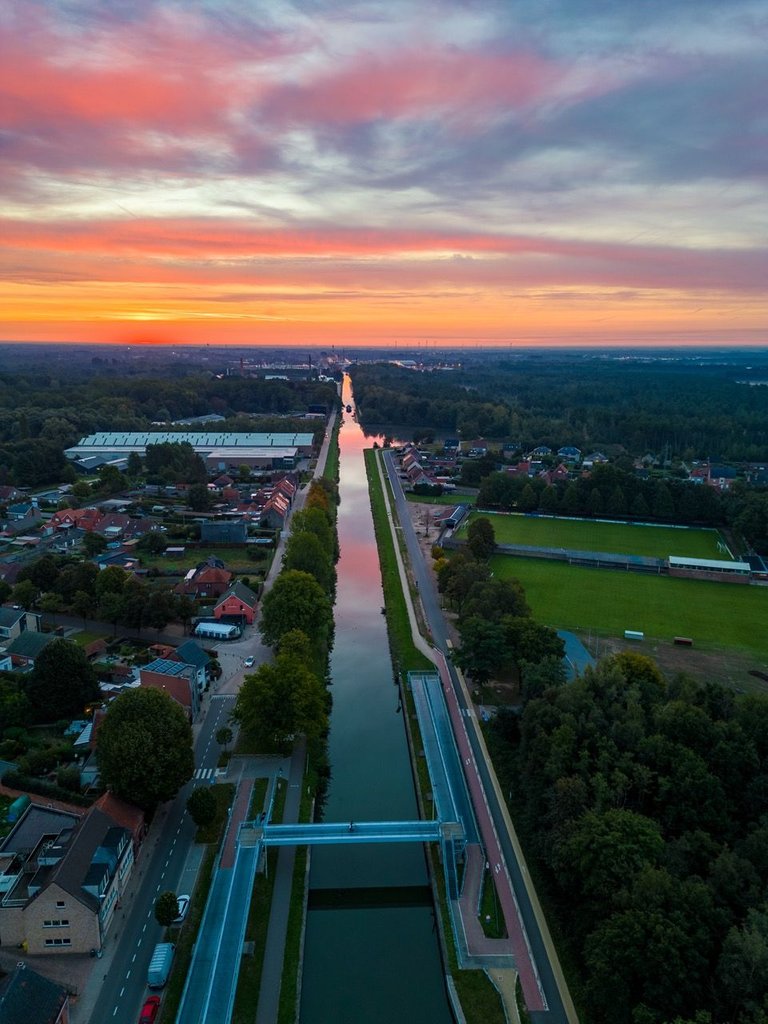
[462,512,726,560]
[490,556,768,657]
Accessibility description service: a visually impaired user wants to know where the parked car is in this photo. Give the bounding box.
[173,894,190,924]
[244,656,255,667]
[139,995,161,1023]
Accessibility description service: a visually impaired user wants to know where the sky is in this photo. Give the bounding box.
[1,0,767,349]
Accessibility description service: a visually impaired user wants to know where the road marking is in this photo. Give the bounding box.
[132,953,137,962]
[126,969,131,979]
[194,767,214,779]
[120,987,125,996]
[142,923,147,933]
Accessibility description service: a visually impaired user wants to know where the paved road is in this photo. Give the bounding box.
[78,694,236,1024]
[382,451,575,1024]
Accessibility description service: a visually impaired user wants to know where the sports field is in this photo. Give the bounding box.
[462,512,726,560]
[490,556,767,657]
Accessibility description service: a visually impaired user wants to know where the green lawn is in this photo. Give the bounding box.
[464,512,726,560]
[405,492,474,506]
[491,556,768,656]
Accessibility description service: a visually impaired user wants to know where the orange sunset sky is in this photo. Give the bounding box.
[2,1,766,348]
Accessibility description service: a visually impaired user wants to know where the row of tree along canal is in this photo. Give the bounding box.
[299,379,453,1023]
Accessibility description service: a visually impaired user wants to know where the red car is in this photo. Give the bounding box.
[139,996,161,1023]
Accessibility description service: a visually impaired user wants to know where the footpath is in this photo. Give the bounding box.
[374,450,580,1024]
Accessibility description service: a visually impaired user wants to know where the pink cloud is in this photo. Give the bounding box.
[0,217,765,294]
[265,47,562,125]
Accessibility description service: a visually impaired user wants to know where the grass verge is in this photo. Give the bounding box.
[322,411,341,482]
[478,870,507,939]
[364,449,432,673]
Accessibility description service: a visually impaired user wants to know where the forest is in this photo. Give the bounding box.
[350,357,768,461]
[488,653,768,1024]
[0,365,335,487]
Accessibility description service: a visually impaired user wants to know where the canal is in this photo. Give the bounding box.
[299,377,453,1024]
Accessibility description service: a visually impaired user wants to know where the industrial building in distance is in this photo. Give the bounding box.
[65,431,316,473]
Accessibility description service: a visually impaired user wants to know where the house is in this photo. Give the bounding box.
[0,608,41,644]
[6,502,37,523]
[468,439,488,456]
[92,793,146,855]
[94,550,141,572]
[49,508,102,532]
[262,493,290,530]
[199,521,248,545]
[582,451,609,468]
[169,639,211,692]
[557,446,581,461]
[0,563,23,587]
[214,581,258,626]
[527,445,552,458]
[3,632,57,670]
[539,463,571,486]
[506,461,536,478]
[708,464,739,492]
[0,804,134,955]
[0,963,70,1024]
[443,438,460,453]
[173,559,232,599]
[0,486,24,503]
[139,659,200,720]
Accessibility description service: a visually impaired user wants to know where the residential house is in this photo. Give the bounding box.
[139,659,200,720]
[0,804,134,955]
[582,451,609,468]
[708,465,739,492]
[0,563,23,587]
[506,461,537,478]
[0,486,24,503]
[0,608,41,644]
[539,463,571,486]
[557,446,581,461]
[0,962,70,1024]
[3,632,57,670]
[173,558,232,599]
[169,639,211,693]
[526,445,552,459]
[1,512,44,537]
[214,581,258,626]
[6,501,37,523]
[262,493,290,530]
[92,794,146,855]
[443,438,461,453]
[468,439,488,456]
[199,521,248,545]
[49,508,102,532]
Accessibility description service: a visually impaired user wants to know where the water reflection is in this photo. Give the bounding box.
[299,378,452,1024]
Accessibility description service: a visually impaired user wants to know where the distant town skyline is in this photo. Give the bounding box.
[2,0,766,348]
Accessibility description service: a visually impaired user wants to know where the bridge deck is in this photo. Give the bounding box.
[263,819,442,845]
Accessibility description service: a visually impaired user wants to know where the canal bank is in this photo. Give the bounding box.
[298,380,453,1024]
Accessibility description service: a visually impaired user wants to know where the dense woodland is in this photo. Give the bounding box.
[489,654,768,1024]
[350,358,768,461]
[0,366,335,486]
[351,360,768,552]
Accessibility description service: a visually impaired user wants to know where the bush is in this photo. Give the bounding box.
[57,765,82,792]
[431,544,445,560]
[1,771,94,807]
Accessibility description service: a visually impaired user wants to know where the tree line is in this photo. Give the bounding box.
[233,478,339,754]
[435,517,566,689]
[488,654,768,1024]
[350,359,768,462]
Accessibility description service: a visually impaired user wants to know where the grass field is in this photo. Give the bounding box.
[491,556,768,657]
[463,512,726,560]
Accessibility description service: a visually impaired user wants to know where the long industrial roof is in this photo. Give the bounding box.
[65,431,314,456]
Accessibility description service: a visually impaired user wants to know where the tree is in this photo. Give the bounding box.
[188,483,212,512]
[26,639,100,721]
[82,531,108,557]
[260,570,333,655]
[462,577,530,623]
[519,484,538,512]
[436,552,490,612]
[503,616,564,665]
[155,891,179,928]
[72,589,95,625]
[233,631,327,753]
[453,616,509,684]
[137,531,167,555]
[12,579,38,609]
[95,565,128,600]
[187,785,217,828]
[283,530,334,593]
[97,688,194,810]
[216,727,233,752]
[126,451,143,478]
[466,516,496,560]
[98,591,124,635]
[39,591,64,624]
